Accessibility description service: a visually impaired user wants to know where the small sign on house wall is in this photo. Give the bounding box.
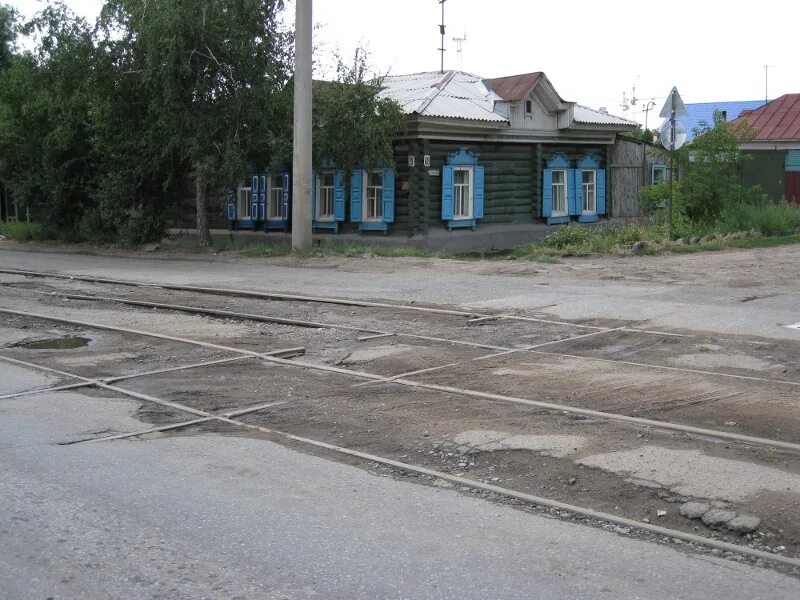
[423,154,431,167]
[408,155,415,167]
[428,169,440,176]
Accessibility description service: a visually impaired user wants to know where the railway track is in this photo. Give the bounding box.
[2,349,799,570]
[2,268,800,570]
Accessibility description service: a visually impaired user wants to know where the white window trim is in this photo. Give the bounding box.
[316,172,335,222]
[452,166,474,220]
[238,187,251,219]
[652,164,667,185]
[362,170,384,222]
[582,170,597,214]
[268,176,283,220]
[551,170,567,216]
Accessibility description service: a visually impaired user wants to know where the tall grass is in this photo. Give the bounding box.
[717,202,800,236]
[0,221,44,241]
[513,201,800,258]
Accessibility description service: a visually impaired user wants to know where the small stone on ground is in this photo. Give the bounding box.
[701,509,737,527]
[680,501,710,519]
[726,514,761,533]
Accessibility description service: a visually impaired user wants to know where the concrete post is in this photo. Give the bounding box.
[292,0,313,251]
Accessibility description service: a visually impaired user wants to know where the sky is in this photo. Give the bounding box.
[8,0,799,128]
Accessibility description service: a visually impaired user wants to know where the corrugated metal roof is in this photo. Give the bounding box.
[379,70,635,130]
[482,73,542,102]
[732,94,800,142]
[379,71,508,123]
[573,105,639,127]
[657,100,765,142]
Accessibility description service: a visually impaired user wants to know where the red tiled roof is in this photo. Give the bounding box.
[483,72,542,101]
[732,94,800,141]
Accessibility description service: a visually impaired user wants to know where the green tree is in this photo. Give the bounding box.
[99,0,293,246]
[676,110,760,223]
[312,48,404,174]
[622,126,654,144]
[0,3,97,235]
[0,3,17,68]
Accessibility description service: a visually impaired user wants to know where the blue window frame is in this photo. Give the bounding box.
[351,168,395,233]
[543,154,572,225]
[312,169,345,232]
[441,147,484,231]
[575,155,605,223]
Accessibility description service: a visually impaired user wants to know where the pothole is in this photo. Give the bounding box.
[18,336,92,350]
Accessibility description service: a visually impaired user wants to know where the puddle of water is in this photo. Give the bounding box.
[20,337,91,350]
[786,323,800,331]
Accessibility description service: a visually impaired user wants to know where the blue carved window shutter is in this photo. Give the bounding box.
[473,165,484,219]
[259,175,267,221]
[226,188,236,220]
[282,172,290,220]
[334,170,345,221]
[311,170,317,219]
[265,175,272,217]
[442,165,455,220]
[350,170,363,223]
[567,169,578,215]
[382,168,395,223]
[542,170,553,216]
[597,169,606,215]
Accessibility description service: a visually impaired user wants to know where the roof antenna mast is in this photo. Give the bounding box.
[438,0,446,73]
[453,31,466,68]
[763,65,775,105]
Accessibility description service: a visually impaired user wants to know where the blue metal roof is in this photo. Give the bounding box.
[659,100,766,141]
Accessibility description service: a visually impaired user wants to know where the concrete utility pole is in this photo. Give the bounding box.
[292,0,313,251]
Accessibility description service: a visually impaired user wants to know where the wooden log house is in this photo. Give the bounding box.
[226,70,643,234]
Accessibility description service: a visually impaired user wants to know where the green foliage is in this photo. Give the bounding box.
[0,220,43,240]
[0,3,18,68]
[717,201,800,236]
[0,2,403,247]
[312,48,404,174]
[622,126,654,144]
[674,111,761,224]
[0,3,97,231]
[533,222,665,256]
[637,183,668,216]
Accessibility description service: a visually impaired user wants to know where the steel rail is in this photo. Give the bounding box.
[354,326,627,387]
[0,351,299,401]
[0,267,689,337]
[2,306,799,453]
[10,289,800,390]
[74,400,289,444]
[4,353,798,569]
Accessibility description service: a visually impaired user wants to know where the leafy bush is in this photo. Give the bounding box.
[638,184,669,216]
[0,221,43,240]
[542,222,663,251]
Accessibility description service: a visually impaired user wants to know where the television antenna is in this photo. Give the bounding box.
[453,32,467,67]
[438,0,447,73]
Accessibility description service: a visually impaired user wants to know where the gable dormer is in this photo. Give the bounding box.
[483,71,574,131]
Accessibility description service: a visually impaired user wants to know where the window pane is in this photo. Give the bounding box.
[368,171,382,187]
[322,172,335,187]
[582,171,594,185]
[454,170,468,184]
[552,170,564,184]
